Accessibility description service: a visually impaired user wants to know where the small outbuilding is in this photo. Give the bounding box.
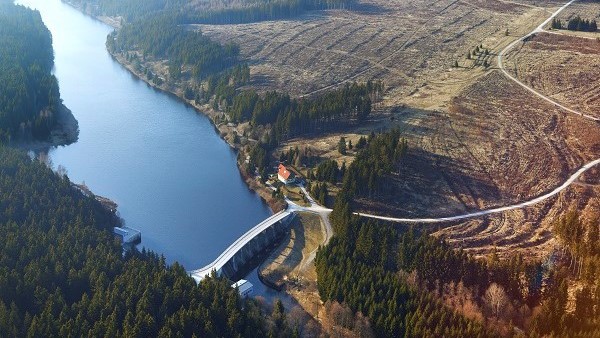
[231,279,253,298]
[277,164,295,185]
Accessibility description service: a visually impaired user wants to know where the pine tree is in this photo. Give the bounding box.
[338,137,347,155]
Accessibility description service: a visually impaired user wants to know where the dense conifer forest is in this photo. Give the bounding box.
[181,0,356,25]
[229,82,382,141]
[0,146,290,337]
[315,129,600,337]
[0,3,61,142]
[106,14,241,80]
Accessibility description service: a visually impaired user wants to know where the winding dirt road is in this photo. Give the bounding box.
[302,0,600,224]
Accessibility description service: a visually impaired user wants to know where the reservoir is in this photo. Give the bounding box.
[17,0,273,271]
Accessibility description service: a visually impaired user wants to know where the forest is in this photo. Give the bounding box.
[67,0,355,24]
[338,128,407,199]
[182,0,357,25]
[319,199,600,337]
[66,0,186,20]
[0,3,61,142]
[229,81,382,142]
[316,212,495,337]
[107,14,240,80]
[314,129,600,337]
[0,145,293,337]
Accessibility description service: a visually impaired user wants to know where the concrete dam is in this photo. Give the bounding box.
[190,210,296,282]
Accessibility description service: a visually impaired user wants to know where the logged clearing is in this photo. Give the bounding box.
[184,0,600,260]
[504,32,600,118]
[196,0,557,110]
[436,178,600,260]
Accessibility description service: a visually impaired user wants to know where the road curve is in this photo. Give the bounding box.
[497,0,599,122]
[355,0,600,224]
[357,159,600,223]
[193,1,599,282]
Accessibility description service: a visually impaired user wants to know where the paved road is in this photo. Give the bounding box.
[295,155,600,224]
[294,186,333,244]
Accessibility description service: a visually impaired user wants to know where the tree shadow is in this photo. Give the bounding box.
[354,147,502,218]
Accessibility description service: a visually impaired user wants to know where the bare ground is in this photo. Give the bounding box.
[196,0,560,110]
[258,212,326,321]
[504,32,600,118]
[259,212,324,288]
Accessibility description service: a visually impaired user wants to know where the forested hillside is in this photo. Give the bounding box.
[0,3,61,142]
[313,130,600,337]
[319,201,600,337]
[0,145,286,337]
[107,14,241,80]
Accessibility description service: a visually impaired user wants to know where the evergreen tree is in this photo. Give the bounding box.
[338,137,347,155]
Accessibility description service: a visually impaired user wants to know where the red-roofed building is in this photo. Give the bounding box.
[277,164,295,185]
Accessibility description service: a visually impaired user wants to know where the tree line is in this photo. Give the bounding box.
[338,128,407,199]
[552,16,598,32]
[182,0,356,25]
[532,210,600,336]
[0,3,61,142]
[230,81,382,143]
[66,0,186,21]
[67,0,355,24]
[107,14,240,80]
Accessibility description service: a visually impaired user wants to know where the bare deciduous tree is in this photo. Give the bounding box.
[485,283,508,318]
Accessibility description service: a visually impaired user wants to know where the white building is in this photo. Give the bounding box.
[231,279,253,298]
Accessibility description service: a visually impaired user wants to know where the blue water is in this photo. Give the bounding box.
[17,0,272,270]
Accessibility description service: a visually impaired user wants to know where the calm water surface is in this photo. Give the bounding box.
[17,0,273,271]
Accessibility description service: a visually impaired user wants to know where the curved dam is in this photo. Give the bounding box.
[190,210,296,282]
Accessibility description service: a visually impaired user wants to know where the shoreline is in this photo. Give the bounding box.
[107,50,286,213]
[60,0,284,213]
[14,103,79,152]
